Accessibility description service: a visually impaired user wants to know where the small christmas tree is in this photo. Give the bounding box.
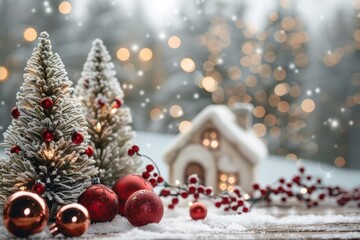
[75,39,140,186]
[0,32,98,213]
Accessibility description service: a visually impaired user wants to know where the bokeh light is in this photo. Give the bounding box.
[0,66,9,81]
[117,48,130,61]
[23,27,37,42]
[179,121,192,133]
[59,1,72,15]
[301,99,315,113]
[180,58,196,72]
[139,48,153,62]
[168,36,181,49]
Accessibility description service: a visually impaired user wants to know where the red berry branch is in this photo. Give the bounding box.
[129,146,360,215]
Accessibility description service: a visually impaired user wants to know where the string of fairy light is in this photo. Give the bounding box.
[0,0,359,168]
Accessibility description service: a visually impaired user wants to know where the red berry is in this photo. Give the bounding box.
[286,183,292,188]
[10,145,21,154]
[306,175,312,181]
[132,145,140,153]
[40,97,53,110]
[319,193,326,200]
[71,131,84,145]
[260,189,267,196]
[234,189,241,197]
[32,182,45,195]
[160,189,170,197]
[42,129,54,142]
[198,186,204,193]
[317,179,322,184]
[224,207,229,212]
[188,186,196,193]
[149,178,157,187]
[253,183,260,190]
[146,164,154,172]
[237,200,244,206]
[168,204,174,209]
[11,107,20,119]
[281,197,287,202]
[157,176,164,183]
[142,172,150,179]
[189,176,198,184]
[205,187,212,195]
[232,206,238,211]
[299,167,305,174]
[279,178,285,184]
[221,197,229,204]
[128,149,134,156]
[181,192,188,198]
[113,98,122,108]
[215,201,221,208]
[194,193,200,199]
[153,173,158,177]
[172,198,179,204]
[84,145,94,158]
[242,207,249,213]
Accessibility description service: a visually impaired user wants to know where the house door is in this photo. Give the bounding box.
[184,162,205,185]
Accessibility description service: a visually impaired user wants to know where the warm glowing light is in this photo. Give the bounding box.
[19,186,27,191]
[71,216,78,222]
[301,99,315,113]
[228,176,235,184]
[169,105,183,118]
[300,188,307,194]
[24,208,31,216]
[210,140,219,148]
[335,157,346,167]
[180,58,196,72]
[227,185,234,192]
[274,83,289,96]
[150,108,163,121]
[244,194,250,200]
[95,122,101,132]
[219,183,227,191]
[220,174,227,182]
[253,106,266,118]
[59,1,72,15]
[179,121,192,133]
[188,202,193,207]
[24,27,37,42]
[117,48,130,61]
[168,36,181,49]
[111,108,117,114]
[0,66,9,81]
[44,149,54,159]
[202,139,210,146]
[139,48,153,62]
[175,180,180,185]
[253,123,266,137]
[202,76,218,92]
[286,153,298,160]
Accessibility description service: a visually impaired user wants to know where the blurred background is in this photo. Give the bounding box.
[0,0,359,169]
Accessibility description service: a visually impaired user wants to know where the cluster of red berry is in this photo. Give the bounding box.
[159,174,213,209]
[142,164,164,187]
[214,186,251,214]
[250,167,360,208]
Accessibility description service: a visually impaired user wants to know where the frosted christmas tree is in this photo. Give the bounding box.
[75,39,140,186]
[0,32,98,214]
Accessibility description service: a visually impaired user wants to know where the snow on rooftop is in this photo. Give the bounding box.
[163,105,268,166]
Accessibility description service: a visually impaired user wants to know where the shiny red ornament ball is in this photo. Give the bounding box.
[71,131,84,145]
[125,190,164,226]
[10,145,21,154]
[84,146,94,158]
[40,97,53,110]
[113,98,122,108]
[190,202,207,220]
[42,129,54,142]
[112,174,153,216]
[11,107,20,119]
[78,182,119,222]
[32,182,45,195]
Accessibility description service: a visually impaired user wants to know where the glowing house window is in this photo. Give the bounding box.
[218,172,238,192]
[201,129,220,151]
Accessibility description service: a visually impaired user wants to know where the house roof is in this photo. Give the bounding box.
[163,105,268,166]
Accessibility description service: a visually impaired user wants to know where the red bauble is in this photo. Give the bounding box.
[84,146,94,158]
[10,145,21,154]
[113,98,122,108]
[40,97,53,110]
[78,182,119,223]
[189,202,207,220]
[32,182,45,195]
[112,174,153,216]
[125,190,164,226]
[11,107,20,119]
[72,131,84,145]
[42,129,54,142]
